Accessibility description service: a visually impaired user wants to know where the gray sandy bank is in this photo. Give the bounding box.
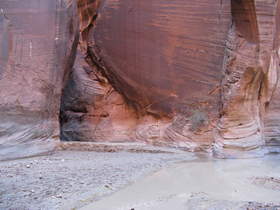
[0,150,195,210]
[1,150,280,210]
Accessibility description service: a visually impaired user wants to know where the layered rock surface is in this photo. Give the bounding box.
[0,0,279,159]
[215,0,280,157]
[0,0,79,159]
[61,0,231,150]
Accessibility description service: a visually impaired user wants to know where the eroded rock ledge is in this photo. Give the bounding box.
[0,0,279,160]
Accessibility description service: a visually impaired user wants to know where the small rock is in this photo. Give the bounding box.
[104,185,112,189]
[26,165,31,168]
[55,194,62,198]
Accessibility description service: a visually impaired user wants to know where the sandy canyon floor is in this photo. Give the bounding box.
[1,150,280,210]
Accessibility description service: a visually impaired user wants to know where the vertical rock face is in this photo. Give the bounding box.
[61,0,231,151]
[61,0,280,156]
[0,0,79,160]
[264,1,280,151]
[0,0,280,159]
[91,0,230,117]
[214,0,280,158]
[60,0,139,142]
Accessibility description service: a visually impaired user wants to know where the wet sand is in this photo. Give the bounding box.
[81,154,280,210]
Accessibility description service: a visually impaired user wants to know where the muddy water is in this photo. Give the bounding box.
[81,154,280,210]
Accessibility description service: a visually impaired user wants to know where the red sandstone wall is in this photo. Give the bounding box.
[0,0,79,160]
[0,0,279,159]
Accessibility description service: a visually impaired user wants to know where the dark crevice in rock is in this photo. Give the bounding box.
[214,0,280,158]
[59,0,139,142]
[214,0,265,158]
[231,0,259,44]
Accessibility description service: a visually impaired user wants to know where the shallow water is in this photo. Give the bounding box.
[81,154,280,210]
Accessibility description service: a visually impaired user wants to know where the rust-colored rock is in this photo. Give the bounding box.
[61,0,231,151]
[0,0,280,159]
[214,0,280,158]
[0,0,79,160]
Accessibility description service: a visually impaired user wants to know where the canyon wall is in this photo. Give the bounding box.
[0,0,279,159]
[0,0,79,160]
[215,0,280,157]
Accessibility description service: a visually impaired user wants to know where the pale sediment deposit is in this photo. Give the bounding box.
[1,151,280,210]
[81,153,280,210]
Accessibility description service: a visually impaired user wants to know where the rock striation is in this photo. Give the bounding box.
[215,0,280,157]
[0,0,79,159]
[0,0,279,159]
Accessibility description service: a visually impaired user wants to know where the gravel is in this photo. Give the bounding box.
[0,151,195,210]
